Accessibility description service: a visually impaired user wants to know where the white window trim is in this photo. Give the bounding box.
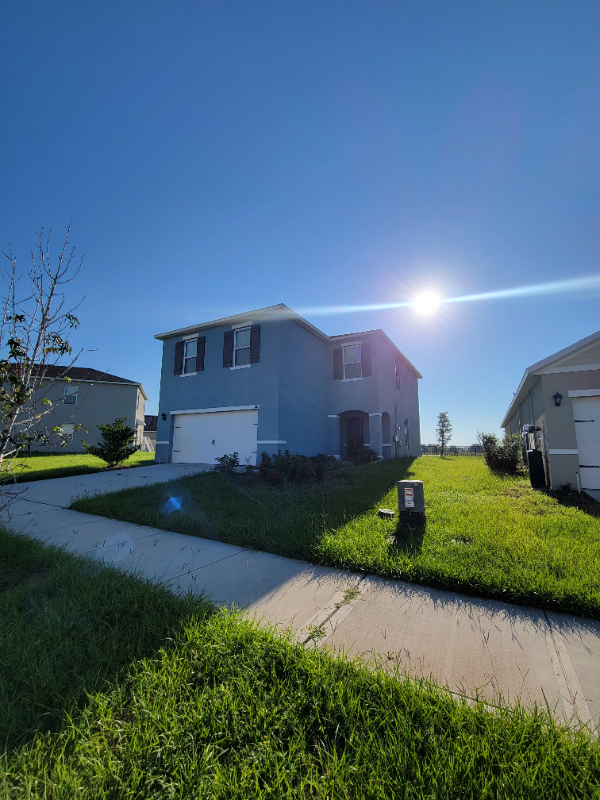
[233,325,251,368]
[257,440,287,445]
[369,412,382,417]
[170,405,259,415]
[232,321,253,329]
[549,449,578,455]
[182,337,199,376]
[182,333,199,341]
[342,343,362,381]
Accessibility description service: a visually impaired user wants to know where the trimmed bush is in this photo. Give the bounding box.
[479,432,524,475]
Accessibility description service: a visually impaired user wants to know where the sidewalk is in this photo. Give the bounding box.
[5,464,600,730]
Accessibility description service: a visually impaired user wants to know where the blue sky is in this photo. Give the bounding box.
[1,1,599,444]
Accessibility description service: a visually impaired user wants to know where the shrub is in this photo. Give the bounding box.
[259,450,341,485]
[349,447,379,466]
[214,452,240,474]
[82,417,140,467]
[478,432,524,475]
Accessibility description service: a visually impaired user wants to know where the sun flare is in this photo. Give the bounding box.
[412,291,442,315]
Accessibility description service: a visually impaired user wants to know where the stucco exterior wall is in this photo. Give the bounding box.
[541,369,600,488]
[155,315,422,464]
[28,380,142,453]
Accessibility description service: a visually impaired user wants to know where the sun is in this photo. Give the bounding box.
[412,291,442,315]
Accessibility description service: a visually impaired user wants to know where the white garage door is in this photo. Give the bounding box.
[172,409,258,465]
[573,397,600,490]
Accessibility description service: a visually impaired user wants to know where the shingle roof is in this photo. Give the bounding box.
[32,365,141,385]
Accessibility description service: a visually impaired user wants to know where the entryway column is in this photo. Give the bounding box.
[368,413,383,457]
[327,414,341,458]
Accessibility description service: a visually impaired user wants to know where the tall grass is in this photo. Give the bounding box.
[71,457,600,618]
[1,530,599,798]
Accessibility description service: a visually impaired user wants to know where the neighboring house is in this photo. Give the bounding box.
[27,366,147,453]
[144,415,158,447]
[502,330,600,493]
[154,303,421,466]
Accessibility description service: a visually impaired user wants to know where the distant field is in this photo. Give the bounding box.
[8,451,155,483]
[72,456,600,618]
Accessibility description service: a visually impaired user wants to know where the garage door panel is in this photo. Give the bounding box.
[172,410,258,465]
[573,397,600,489]
[580,467,600,490]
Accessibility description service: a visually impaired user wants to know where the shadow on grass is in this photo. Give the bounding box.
[544,486,600,519]
[72,458,417,561]
[390,518,426,557]
[0,529,214,755]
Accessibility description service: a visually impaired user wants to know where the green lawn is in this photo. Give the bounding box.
[71,456,600,618]
[7,451,155,483]
[1,528,598,799]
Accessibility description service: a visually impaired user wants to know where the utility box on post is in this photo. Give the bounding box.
[397,480,425,523]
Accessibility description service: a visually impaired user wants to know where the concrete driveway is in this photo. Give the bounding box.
[4,463,600,731]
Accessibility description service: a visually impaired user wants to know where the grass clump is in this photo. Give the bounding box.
[1,529,599,798]
[7,450,154,483]
[71,457,600,618]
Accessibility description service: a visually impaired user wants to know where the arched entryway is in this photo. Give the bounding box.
[339,410,370,460]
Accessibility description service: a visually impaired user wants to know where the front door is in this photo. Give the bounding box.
[347,415,364,456]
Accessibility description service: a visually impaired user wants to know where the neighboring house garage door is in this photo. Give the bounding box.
[172,409,258,465]
[573,397,600,490]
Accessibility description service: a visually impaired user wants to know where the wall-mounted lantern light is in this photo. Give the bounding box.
[161,413,167,421]
[553,392,563,407]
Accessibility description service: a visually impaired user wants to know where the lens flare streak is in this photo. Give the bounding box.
[297,275,600,317]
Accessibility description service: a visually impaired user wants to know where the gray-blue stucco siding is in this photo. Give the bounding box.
[155,315,421,463]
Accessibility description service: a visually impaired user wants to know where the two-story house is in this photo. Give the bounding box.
[154,304,421,465]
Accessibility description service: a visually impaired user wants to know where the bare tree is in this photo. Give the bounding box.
[0,225,84,500]
[436,411,452,457]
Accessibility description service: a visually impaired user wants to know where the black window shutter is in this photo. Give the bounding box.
[361,341,372,377]
[333,347,343,380]
[250,324,261,363]
[174,341,184,375]
[223,330,234,368]
[196,336,206,372]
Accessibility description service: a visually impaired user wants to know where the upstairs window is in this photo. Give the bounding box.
[395,362,400,390]
[183,339,197,374]
[343,345,362,379]
[234,327,251,366]
[63,385,78,405]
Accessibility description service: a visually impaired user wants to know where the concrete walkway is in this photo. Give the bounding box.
[4,464,600,731]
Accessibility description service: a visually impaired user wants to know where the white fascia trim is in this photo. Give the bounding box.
[568,389,600,398]
[230,364,251,370]
[155,440,169,445]
[369,412,382,417]
[327,414,340,419]
[549,449,578,455]
[232,321,252,329]
[257,440,287,445]
[171,405,259,415]
[179,372,197,378]
[342,377,363,383]
[538,363,600,375]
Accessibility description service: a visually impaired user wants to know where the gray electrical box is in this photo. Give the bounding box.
[397,480,425,522]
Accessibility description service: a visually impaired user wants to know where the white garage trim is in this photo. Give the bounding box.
[170,405,259,415]
[568,389,600,398]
